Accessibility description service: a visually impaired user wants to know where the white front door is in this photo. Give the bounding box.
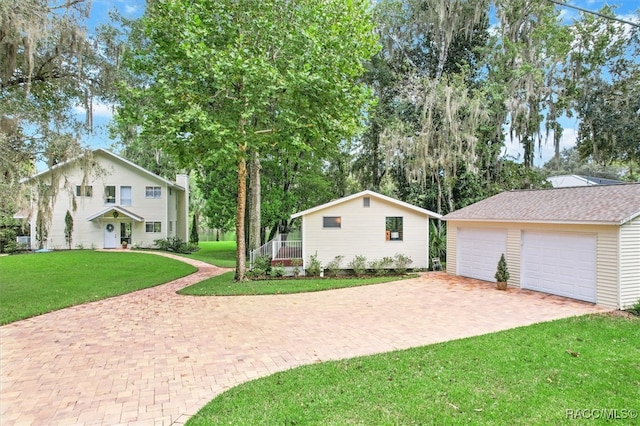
[104,222,117,249]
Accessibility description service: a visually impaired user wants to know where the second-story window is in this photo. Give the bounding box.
[76,185,93,197]
[105,186,116,204]
[145,186,161,198]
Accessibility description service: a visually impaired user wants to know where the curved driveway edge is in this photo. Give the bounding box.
[1,252,609,425]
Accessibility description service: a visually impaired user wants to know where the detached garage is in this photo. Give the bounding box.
[443,184,640,309]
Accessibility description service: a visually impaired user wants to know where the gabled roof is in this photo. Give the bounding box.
[86,206,144,222]
[26,148,185,190]
[443,183,640,225]
[291,190,442,219]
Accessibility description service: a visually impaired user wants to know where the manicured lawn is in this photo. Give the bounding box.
[181,241,237,267]
[178,271,412,296]
[187,313,639,425]
[0,251,196,324]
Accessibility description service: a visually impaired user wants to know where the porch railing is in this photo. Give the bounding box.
[249,234,302,267]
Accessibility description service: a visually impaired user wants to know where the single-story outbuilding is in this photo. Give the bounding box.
[443,184,640,309]
[291,190,441,271]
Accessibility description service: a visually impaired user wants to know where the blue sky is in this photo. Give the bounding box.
[79,0,639,168]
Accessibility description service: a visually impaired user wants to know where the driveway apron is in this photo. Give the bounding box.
[0,252,608,425]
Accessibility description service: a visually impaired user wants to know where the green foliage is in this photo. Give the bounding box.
[393,253,413,274]
[154,237,199,254]
[249,255,272,279]
[64,210,73,249]
[179,271,410,296]
[186,314,639,425]
[626,299,640,317]
[189,214,199,244]
[0,251,196,324]
[495,253,510,282]
[429,221,446,262]
[325,255,344,277]
[306,254,322,277]
[269,263,286,279]
[348,255,368,276]
[369,256,394,276]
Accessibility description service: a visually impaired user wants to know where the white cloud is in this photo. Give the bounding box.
[74,102,114,119]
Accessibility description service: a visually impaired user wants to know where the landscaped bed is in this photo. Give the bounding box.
[187,313,640,425]
[178,271,413,296]
[0,250,196,324]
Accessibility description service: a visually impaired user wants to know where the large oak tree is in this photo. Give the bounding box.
[116,0,378,280]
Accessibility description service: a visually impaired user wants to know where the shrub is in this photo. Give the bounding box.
[269,263,286,278]
[306,254,322,277]
[393,253,413,274]
[250,255,272,279]
[370,256,394,276]
[325,255,344,276]
[494,253,510,282]
[291,258,303,277]
[627,299,640,317]
[154,236,199,254]
[349,255,368,276]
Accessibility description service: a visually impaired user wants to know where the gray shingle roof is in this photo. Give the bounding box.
[443,183,640,225]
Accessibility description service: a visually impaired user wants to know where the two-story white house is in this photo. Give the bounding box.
[24,148,189,250]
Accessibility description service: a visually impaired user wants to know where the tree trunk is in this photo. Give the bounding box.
[235,152,248,281]
[248,151,261,253]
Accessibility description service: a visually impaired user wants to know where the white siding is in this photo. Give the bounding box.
[28,151,187,250]
[446,220,621,308]
[302,195,430,269]
[620,217,640,308]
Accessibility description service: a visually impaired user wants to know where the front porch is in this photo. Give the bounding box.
[250,234,302,267]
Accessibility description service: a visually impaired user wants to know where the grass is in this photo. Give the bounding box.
[0,250,196,324]
[180,241,237,267]
[178,271,412,296]
[187,313,640,425]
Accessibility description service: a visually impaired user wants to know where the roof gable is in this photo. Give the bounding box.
[443,183,640,225]
[27,148,184,190]
[291,190,441,219]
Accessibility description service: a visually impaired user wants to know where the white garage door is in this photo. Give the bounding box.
[522,231,596,303]
[457,228,507,282]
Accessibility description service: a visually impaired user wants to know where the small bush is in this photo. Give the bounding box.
[269,263,286,278]
[250,255,272,279]
[393,253,413,274]
[306,254,322,277]
[291,258,303,277]
[370,256,394,276]
[154,237,199,254]
[349,255,368,276]
[325,255,344,276]
[627,299,640,317]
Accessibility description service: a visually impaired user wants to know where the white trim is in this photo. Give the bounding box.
[291,190,441,219]
[86,206,145,222]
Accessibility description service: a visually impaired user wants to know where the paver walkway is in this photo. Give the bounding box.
[1,252,609,425]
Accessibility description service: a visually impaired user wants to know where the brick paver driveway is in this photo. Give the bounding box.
[0,252,608,425]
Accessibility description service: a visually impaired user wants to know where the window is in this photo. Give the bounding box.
[120,186,132,206]
[145,221,162,233]
[323,216,341,228]
[145,186,161,198]
[75,185,93,197]
[105,186,116,204]
[386,217,403,241]
[120,222,132,245]
[363,197,370,207]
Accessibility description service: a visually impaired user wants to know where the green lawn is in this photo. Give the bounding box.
[178,271,412,296]
[180,241,237,267]
[0,251,196,324]
[187,313,640,425]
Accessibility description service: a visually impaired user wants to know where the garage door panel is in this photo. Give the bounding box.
[458,228,507,282]
[522,232,596,303]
